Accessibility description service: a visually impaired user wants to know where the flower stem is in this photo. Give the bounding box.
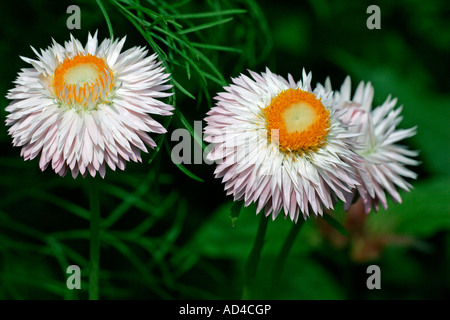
[88,179,101,300]
[271,218,305,294]
[242,213,269,300]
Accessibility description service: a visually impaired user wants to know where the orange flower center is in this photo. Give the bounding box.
[263,88,330,153]
[52,54,115,109]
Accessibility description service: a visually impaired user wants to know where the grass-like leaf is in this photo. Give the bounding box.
[191,41,242,53]
[322,213,350,237]
[96,0,115,39]
[178,17,233,35]
[171,8,247,19]
[230,201,242,227]
[164,139,204,182]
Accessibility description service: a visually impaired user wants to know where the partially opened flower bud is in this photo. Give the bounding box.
[323,76,418,213]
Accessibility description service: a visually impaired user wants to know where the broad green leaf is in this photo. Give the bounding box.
[368,177,450,238]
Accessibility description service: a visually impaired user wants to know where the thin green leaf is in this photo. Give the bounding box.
[150,32,208,86]
[151,0,191,10]
[192,42,242,53]
[195,50,226,85]
[31,191,90,220]
[131,190,179,235]
[230,201,242,227]
[96,0,114,40]
[123,4,160,19]
[50,230,90,240]
[164,139,204,182]
[112,0,167,59]
[172,77,195,99]
[178,17,233,35]
[3,275,67,296]
[155,197,188,260]
[101,232,172,298]
[323,213,349,237]
[172,9,247,19]
[101,170,154,229]
[175,108,206,150]
[147,90,173,166]
[0,211,47,241]
[199,69,226,86]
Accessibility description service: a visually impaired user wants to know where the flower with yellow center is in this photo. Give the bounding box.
[52,54,116,109]
[5,32,173,178]
[263,88,330,154]
[204,68,362,221]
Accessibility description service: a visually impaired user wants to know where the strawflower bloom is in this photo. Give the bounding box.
[5,32,173,178]
[322,76,418,213]
[204,68,362,222]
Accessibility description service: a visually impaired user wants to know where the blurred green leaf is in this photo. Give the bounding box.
[253,257,346,299]
[229,201,242,227]
[323,212,350,237]
[191,202,319,260]
[369,178,450,238]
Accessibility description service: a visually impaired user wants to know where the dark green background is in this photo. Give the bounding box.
[0,0,449,299]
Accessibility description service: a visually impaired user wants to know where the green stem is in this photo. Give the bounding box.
[242,213,269,300]
[88,179,101,300]
[271,218,305,294]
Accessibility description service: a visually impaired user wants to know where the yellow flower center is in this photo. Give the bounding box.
[52,54,115,109]
[263,88,330,153]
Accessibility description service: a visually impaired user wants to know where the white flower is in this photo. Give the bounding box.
[5,32,173,178]
[323,76,418,213]
[204,68,362,222]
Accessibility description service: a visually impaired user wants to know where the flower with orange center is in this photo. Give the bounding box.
[205,68,362,221]
[52,54,115,109]
[263,88,330,154]
[6,32,173,178]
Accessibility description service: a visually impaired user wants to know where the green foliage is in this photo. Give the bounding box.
[323,213,350,237]
[369,178,450,238]
[229,201,242,227]
[193,202,318,260]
